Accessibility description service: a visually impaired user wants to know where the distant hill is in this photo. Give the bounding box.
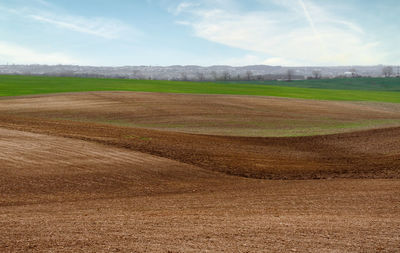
[0,64,398,80]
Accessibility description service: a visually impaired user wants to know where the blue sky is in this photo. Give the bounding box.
[0,0,399,66]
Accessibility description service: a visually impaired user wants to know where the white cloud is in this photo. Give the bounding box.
[173,2,200,15]
[174,0,387,66]
[29,14,133,39]
[0,41,79,65]
[0,3,137,40]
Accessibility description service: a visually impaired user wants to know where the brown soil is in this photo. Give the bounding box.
[2,177,400,252]
[0,112,399,179]
[1,91,400,136]
[1,92,400,252]
[0,128,231,206]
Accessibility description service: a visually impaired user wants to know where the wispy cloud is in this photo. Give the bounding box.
[298,0,323,45]
[173,0,387,66]
[0,41,79,65]
[172,2,200,15]
[0,2,138,40]
[29,14,133,39]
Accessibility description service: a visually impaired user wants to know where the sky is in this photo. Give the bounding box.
[0,0,399,66]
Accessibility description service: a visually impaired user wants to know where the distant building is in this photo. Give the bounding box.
[344,72,353,77]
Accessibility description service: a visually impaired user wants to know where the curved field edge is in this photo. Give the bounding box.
[51,117,400,137]
[2,91,399,138]
[0,114,399,180]
[1,75,400,103]
[0,127,233,206]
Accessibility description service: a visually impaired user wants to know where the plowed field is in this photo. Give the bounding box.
[2,91,400,136]
[1,92,399,252]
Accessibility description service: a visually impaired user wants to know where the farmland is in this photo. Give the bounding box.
[1,75,400,252]
[1,75,400,102]
[222,77,400,91]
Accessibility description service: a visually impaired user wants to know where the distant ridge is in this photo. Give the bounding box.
[0,64,398,80]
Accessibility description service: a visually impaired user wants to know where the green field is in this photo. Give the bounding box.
[1,75,400,103]
[220,78,400,91]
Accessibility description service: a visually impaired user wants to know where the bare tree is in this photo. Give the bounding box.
[180,72,188,81]
[210,71,218,81]
[196,72,205,81]
[132,70,143,80]
[245,70,253,81]
[382,66,393,77]
[222,71,230,81]
[286,69,294,81]
[312,70,322,79]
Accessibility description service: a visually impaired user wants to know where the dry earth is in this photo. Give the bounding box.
[1,92,400,252]
[1,91,400,136]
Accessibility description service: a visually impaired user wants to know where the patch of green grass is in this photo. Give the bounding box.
[205,119,400,137]
[1,75,400,103]
[126,135,152,141]
[32,113,400,137]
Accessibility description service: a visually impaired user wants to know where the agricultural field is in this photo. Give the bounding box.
[1,75,400,102]
[222,77,400,91]
[1,75,400,252]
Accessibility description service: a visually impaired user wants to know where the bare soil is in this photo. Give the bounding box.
[0,111,399,179]
[1,91,400,136]
[1,92,400,252]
